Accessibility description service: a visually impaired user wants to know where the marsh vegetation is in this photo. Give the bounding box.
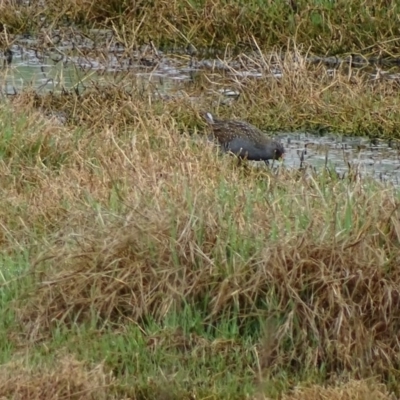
[1,1,400,399]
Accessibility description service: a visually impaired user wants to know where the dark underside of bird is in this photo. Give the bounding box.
[222,137,282,161]
[202,112,285,164]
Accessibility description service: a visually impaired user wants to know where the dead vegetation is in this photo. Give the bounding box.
[0,355,116,400]
[278,379,393,400]
[0,17,400,396]
[0,79,397,397]
[2,0,400,54]
[18,179,400,379]
[4,45,400,138]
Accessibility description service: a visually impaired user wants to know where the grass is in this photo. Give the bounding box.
[1,2,400,394]
[6,47,400,137]
[2,0,400,54]
[0,75,399,398]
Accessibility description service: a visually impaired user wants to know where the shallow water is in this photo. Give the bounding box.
[276,132,400,187]
[2,33,400,187]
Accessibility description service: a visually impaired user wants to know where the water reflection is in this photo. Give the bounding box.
[276,132,400,187]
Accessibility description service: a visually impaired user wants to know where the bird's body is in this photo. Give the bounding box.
[203,112,285,163]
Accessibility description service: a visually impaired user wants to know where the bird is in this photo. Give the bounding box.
[202,112,285,164]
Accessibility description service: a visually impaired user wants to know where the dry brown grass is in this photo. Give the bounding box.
[278,379,393,400]
[1,60,400,397]
[1,87,398,389]
[20,189,400,377]
[192,48,400,136]
[0,355,116,400]
[8,46,400,138]
[2,0,400,54]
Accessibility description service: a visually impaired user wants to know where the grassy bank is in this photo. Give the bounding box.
[9,49,400,138]
[0,82,399,398]
[2,0,400,54]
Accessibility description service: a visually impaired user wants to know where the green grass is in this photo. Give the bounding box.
[42,315,259,398]
[0,253,279,397]
[0,81,399,399]
[2,0,400,54]
[0,253,31,362]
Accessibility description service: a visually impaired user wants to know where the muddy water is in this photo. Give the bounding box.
[1,34,400,187]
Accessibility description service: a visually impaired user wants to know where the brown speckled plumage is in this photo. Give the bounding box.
[203,112,285,163]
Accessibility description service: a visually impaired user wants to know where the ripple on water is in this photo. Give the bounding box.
[275,132,400,187]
